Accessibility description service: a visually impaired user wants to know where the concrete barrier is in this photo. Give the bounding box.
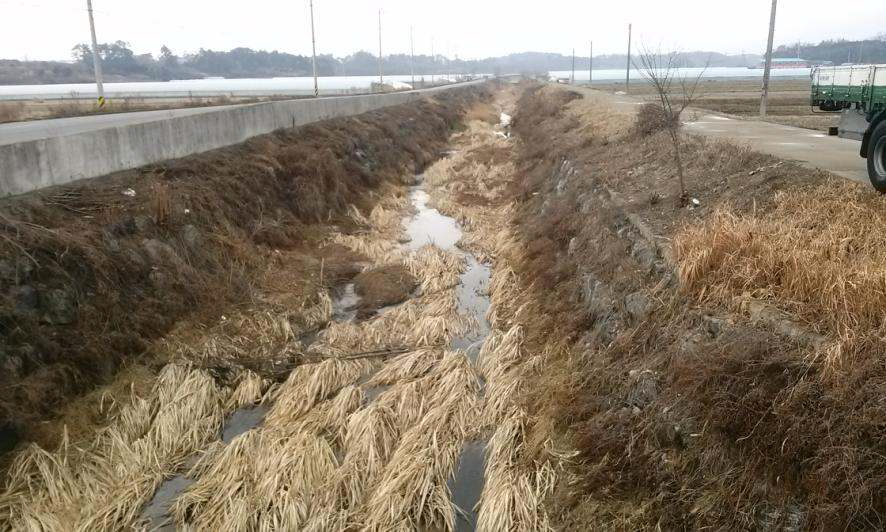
[0,81,485,198]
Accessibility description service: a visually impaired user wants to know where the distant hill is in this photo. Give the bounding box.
[777,36,886,65]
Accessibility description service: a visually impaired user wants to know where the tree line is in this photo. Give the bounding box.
[65,43,758,81]
[4,35,886,86]
[777,36,886,65]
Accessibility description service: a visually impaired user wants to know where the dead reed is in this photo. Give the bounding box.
[674,178,886,365]
[0,365,225,531]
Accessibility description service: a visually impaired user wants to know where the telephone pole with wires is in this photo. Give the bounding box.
[377,10,383,84]
[410,26,415,88]
[85,0,105,106]
[589,41,593,85]
[571,48,575,84]
[760,0,778,117]
[625,23,632,93]
[309,0,319,97]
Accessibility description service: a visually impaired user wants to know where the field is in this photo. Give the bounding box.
[0,96,271,124]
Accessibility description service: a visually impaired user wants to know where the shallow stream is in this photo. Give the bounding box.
[403,179,492,531]
[140,173,492,531]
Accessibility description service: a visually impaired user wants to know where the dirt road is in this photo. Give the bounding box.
[594,87,870,184]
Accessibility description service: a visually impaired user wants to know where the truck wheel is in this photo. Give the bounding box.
[868,121,886,192]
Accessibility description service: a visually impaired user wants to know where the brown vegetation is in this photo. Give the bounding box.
[0,96,271,124]
[353,264,417,316]
[599,77,839,132]
[0,85,488,452]
[0,102,24,123]
[445,82,886,530]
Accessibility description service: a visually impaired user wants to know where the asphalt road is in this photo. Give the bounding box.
[0,104,248,146]
[601,89,869,184]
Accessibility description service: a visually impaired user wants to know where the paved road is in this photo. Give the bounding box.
[595,88,870,184]
[0,104,254,146]
[683,113,868,183]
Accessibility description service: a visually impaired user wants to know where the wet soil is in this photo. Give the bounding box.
[353,263,418,317]
[317,243,368,285]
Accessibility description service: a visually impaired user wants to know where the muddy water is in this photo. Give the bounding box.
[403,179,492,531]
[405,188,462,252]
[405,184,492,363]
[331,282,361,322]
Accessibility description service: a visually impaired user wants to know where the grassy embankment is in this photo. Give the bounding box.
[0,85,484,452]
[432,81,886,530]
[0,84,498,530]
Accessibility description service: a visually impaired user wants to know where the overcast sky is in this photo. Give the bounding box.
[2,0,885,61]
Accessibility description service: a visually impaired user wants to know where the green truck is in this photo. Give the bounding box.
[811,65,886,190]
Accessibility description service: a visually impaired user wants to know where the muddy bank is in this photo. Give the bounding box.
[0,84,490,450]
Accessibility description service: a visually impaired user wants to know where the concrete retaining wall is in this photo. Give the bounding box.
[0,81,484,197]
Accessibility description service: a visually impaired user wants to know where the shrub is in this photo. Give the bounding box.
[631,103,678,137]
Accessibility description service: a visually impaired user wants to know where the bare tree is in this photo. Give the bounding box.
[634,46,708,203]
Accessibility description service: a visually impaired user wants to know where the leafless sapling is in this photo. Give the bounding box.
[634,46,708,203]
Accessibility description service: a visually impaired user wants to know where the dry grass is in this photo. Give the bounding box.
[417,93,566,531]
[171,383,363,529]
[360,353,480,531]
[0,85,486,442]
[494,82,886,530]
[167,147,489,530]
[631,102,678,137]
[0,365,225,530]
[674,178,886,367]
[263,358,375,426]
[0,102,24,123]
[477,413,556,532]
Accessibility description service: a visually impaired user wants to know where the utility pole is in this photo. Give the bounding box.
[760,0,778,118]
[85,0,105,106]
[431,37,435,83]
[447,42,451,82]
[571,48,575,84]
[309,0,319,98]
[410,26,415,88]
[626,23,632,93]
[589,41,593,85]
[377,10,383,85]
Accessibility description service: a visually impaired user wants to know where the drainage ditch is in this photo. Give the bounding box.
[140,170,492,530]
